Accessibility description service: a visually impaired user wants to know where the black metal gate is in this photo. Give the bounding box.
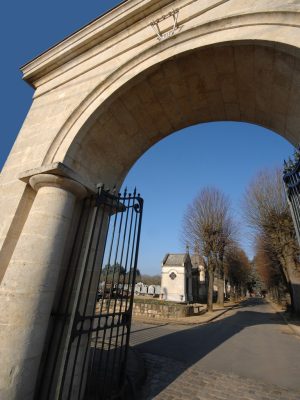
[35,186,143,400]
[283,149,300,247]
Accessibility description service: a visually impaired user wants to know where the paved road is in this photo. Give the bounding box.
[130,298,300,400]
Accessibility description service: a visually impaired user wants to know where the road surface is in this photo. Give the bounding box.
[130,298,300,400]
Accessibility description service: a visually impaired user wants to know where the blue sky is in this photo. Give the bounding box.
[1,1,295,275]
[123,123,294,274]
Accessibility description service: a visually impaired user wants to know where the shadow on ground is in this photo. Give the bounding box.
[131,298,291,398]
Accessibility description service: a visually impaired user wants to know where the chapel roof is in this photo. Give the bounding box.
[190,254,205,268]
[162,253,191,266]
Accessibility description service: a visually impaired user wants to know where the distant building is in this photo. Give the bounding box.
[190,253,208,303]
[160,251,213,303]
[161,253,193,302]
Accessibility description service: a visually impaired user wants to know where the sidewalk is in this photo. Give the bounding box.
[268,300,300,338]
[132,301,241,326]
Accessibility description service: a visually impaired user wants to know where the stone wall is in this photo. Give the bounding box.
[132,299,204,319]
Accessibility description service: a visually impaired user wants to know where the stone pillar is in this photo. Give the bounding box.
[0,173,87,400]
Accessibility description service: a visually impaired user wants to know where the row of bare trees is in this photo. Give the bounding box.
[243,169,300,313]
[182,168,300,314]
[224,246,252,301]
[182,188,251,311]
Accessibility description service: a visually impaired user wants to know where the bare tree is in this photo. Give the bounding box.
[182,187,236,311]
[140,274,161,285]
[242,168,300,313]
[224,244,251,300]
[254,234,290,305]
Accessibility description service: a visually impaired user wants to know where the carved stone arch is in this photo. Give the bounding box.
[48,37,300,188]
[35,8,300,189]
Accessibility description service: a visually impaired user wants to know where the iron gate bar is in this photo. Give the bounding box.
[36,186,143,400]
[291,169,300,234]
[119,191,143,391]
[283,149,300,247]
[288,172,300,238]
[101,192,139,399]
[58,200,105,400]
[94,192,128,398]
[75,186,121,400]
[72,186,114,399]
[70,188,118,400]
[107,191,134,393]
[72,311,126,336]
[97,190,137,400]
[90,191,124,399]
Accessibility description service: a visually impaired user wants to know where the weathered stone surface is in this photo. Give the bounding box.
[0,174,87,399]
[132,299,202,319]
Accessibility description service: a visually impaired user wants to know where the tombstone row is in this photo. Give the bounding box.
[134,282,161,296]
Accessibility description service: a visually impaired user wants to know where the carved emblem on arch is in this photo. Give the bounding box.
[150,9,179,42]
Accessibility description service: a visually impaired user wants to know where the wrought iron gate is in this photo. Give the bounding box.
[283,150,300,247]
[35,186,143,400]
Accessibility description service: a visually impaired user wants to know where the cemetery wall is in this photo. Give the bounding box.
[132,298,204,319]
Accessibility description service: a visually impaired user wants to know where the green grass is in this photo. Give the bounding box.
[133,297,188,306]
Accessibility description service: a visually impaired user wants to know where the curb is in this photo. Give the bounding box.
[203,304,236,324]
[268,300,300,338]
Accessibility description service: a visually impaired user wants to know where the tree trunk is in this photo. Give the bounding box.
[281,251,300,314]
[236,284,241,301]
[290,280,300,314]
[274,286,279,303]
[207,265,214,312]
[217,275,224,306]
[288,267,300,314]
[229,283,235,302]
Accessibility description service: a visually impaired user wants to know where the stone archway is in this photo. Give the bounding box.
[60,41,300,188]
[1,1,300,398]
